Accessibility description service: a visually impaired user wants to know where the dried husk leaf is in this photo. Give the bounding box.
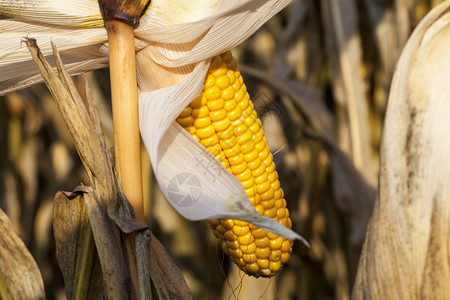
[353,2,450,298]
[0,208,45,299]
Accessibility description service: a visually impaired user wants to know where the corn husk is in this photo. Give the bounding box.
[0,0,307,243]
[353,1,450,298]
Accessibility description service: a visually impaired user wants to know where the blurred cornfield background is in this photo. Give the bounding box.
[0,0,442,299]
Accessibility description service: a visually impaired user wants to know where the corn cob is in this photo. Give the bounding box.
[176,51,293,277]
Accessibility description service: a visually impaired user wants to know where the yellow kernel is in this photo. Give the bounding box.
[255,237,270,248]
[236,168,252,181]
[254,172,268,185]
[222,219,234,229]
[224,99,237,112]
[269,238,283,250]
[252,162,266,177]
[226,240,240,250]
[230,160,247,175]
[240,141,254,154]
[246,187,256,197]
[176,116,193,127]
[223,145,240,158]
[252,228,267,239]
[281,241,292,252]
[200,135,218,148]
[227,105,242,121]
[253,132,264,144]
[224,230,236,241]
[264,154,273,167]
[228,153,244,166]
[267,232,278,240]
[261,188,275,201]
[243,253,257,263]
[217,126,235,140]
[244,113,256,126]
[212,66,228,77]
[274,191,283,200]
[261,199,275,210]
[249,122,260,134]
[233,225,250,236]
[266,161,276,173]
[196,125,215,139]
[233,80,241,92]
[247,263,260,273]
[255,247,270,259]
[226,69,235,82]
[264,207,277,218]
[212,119,230,132]
[179,106,192,118]
[259,147,270,161]
[237,232,253,245]
[247,157,261,170]
[192,106,210,118]
[190,94,207,108]
[261,269,272,277]
[237,130,252,145]
[207,98,225,111]
[257,259,269,269]
[280,253,290,264]
[221,86,235,100]
[271,179,280,191]
[277,208,286,219]
[228,248,242,259]
[238,95,250,110]
[234,124,247,137]
[234,88,244,102]
[257,181,271,194]
[209,219,220,226]
[216,75,230,90]
[269,249,282,261]
[269,261,281,272]
[280,218,290,228]
[220,136,237,150]
[255,204,264,214]
[193,117,211,129]
[238,74,243,84]
[244,149,258,163]
[231,116,245,127]
[205,86,221,100]
[237,258,246,266]
[184,125,196,135]
[209,109,226,122]
[242,178,254,189]
[207,145,222,157]
[240,242,256,254]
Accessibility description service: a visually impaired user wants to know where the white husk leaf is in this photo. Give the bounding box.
[138,0,306,243]
[353,2,450,297]
[0,0,307,243]
[0,0,103,27]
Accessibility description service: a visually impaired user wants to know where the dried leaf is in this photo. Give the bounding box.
[0,208,45,299]
[53,191,101,299]
[353,2,450,298]
[149,231,193,300]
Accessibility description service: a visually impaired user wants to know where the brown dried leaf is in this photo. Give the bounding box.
[0,208,45,299]
[149,231,193,300]
[53,190,102,300]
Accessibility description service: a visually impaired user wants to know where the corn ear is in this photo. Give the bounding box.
[176,51,293,277]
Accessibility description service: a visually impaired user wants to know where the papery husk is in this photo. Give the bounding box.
[0,0,306,243]
[137,0,307,243]
[353,1,450,298]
